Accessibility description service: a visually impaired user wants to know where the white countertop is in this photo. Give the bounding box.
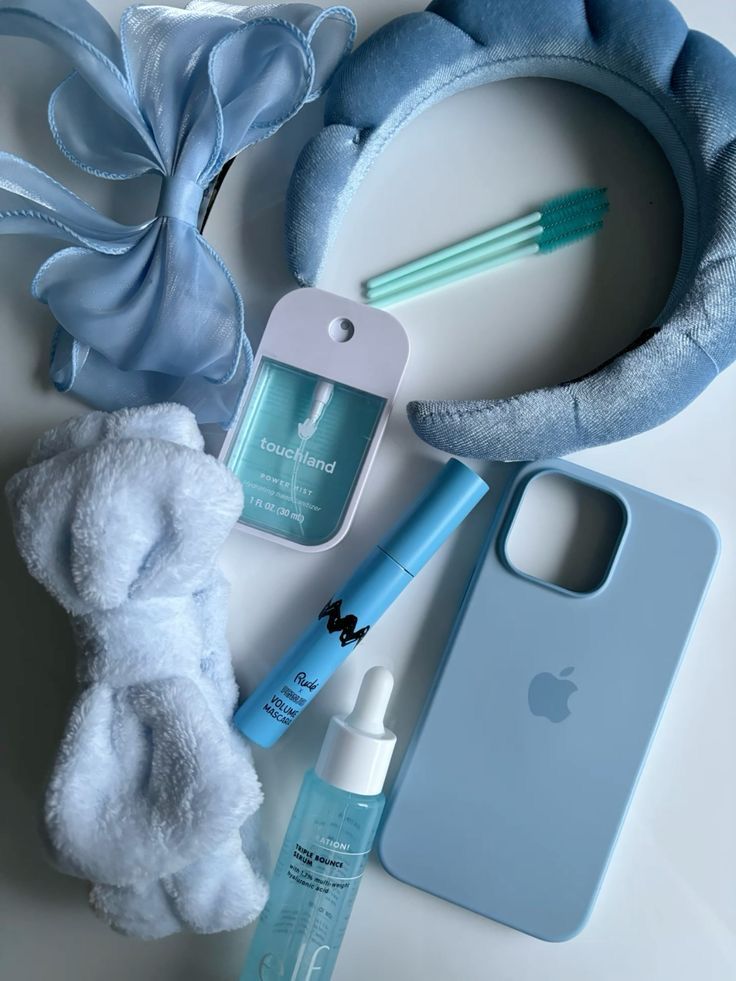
[1,1,734,979]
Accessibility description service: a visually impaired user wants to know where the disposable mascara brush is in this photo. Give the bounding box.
[365,198,609,301]
[364,187,608,294]
[367,216,606,309]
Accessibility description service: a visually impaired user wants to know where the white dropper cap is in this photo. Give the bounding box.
[315,667,397,796]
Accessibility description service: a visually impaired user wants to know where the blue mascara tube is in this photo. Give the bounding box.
[234,458,488,747]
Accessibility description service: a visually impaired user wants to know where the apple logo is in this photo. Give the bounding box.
[528,667,577,723]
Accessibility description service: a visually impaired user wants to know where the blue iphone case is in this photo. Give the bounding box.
[378,460,720,942]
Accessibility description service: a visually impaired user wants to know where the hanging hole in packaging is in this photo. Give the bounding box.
[220,289,410,551]
[329,317,355,343]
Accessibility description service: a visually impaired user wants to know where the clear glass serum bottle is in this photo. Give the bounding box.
[241,668,396,981]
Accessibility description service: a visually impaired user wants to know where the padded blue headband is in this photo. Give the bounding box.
[286,0,736,461]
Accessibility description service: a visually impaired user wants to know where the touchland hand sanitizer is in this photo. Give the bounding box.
[241,667,397,981]
[221,289,409,551]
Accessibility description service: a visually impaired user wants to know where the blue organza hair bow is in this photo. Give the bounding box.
[0,0,356,425]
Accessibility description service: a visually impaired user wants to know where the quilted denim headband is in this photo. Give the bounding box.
[0,0,355,426]
[286,0,736,461]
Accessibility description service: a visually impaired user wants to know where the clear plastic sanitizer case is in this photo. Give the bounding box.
[221,289,409,550]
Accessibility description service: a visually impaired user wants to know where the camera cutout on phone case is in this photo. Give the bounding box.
[503,470,627,594]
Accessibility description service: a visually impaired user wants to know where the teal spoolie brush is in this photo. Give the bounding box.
[365,187,607,291]
[363,187,609,307]
[366,198,609,302]
[367,213,607,309]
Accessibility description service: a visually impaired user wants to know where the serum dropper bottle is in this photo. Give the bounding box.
[241,666,397,981]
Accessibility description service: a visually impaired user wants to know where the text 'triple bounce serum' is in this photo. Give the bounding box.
[241,667,397,981]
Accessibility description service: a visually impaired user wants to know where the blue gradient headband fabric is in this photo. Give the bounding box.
[0,0,355,426]
[286,0,736,461]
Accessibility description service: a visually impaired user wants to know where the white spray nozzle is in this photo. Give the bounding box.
[346,666,394,736]
[298,379,334,440]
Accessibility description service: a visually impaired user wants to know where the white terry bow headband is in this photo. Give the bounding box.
[6,404,265,938]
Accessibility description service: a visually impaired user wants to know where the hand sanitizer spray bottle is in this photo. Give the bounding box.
[241,667,397,981]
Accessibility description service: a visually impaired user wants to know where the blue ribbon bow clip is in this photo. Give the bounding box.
[0,0,356,425]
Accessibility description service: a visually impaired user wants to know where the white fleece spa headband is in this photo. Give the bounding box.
[285,0,736,461]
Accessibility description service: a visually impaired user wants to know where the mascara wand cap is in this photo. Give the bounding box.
[315,667,396,796]
[379,458,489,576]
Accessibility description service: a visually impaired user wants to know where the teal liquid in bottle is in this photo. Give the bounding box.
[242,668,396,981]
[225,358,386,548]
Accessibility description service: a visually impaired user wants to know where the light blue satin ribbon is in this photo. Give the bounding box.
[0,0,356,425]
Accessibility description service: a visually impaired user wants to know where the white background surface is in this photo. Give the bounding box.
[1,1,735,979]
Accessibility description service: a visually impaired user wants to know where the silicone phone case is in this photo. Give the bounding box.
[378,460,719,942]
